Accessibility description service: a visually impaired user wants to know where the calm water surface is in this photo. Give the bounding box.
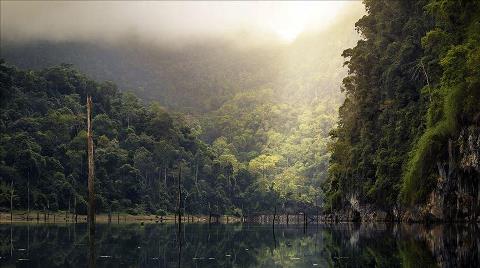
[0,222,478,267]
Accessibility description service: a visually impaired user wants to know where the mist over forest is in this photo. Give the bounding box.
[1,2,362,112]
[1,0,479,228]
[0,1,364,217]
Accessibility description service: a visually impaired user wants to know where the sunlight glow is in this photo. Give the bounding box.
[274,24,304,43]
[1,1,355,44]
[267,1,348,43]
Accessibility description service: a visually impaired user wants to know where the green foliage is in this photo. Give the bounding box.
[0,61,244,214]
[327,0,480,210]
[201,87,339,209]
[0,6,366,214]
[325,0,432,210]
[401,1,480,204]
[401,121,449,204]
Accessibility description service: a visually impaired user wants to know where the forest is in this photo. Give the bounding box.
[0,57,343,217]
[325,0,480,221]
[1,0,479,222]
[0,3,361,218]
[1,60,334,217]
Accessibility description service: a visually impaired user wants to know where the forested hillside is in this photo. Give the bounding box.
[0,6,363,217]
[325,0,480,221]
[0,61,202,214]
[0,59,345,217]
[1,41,280,113]
[1,61,309,216]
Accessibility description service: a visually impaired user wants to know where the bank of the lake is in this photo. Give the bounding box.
[0,211,242,224]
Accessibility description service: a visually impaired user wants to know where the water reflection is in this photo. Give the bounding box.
[0,222,478,267]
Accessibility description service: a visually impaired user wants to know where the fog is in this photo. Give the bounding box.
[1,1,364,46]
[0,1,365,111]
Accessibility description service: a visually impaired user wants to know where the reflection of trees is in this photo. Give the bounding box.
[0,223,479,267]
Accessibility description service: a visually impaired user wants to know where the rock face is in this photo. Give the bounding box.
[405,126,480,222]
[433,126,480,221]
[459,126,480,173]
[402,126,480,222]
[327,126,480,223]
[322,207,393,223]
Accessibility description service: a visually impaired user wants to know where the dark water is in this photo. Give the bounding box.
[0,222,478,267]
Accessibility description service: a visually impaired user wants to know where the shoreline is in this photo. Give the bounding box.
[6,210,475,224]
[0,211,241,224]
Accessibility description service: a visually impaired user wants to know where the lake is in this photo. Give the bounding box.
[0,222,478,267]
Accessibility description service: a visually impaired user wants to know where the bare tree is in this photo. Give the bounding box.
[87,96,95,235]
[177,165,182,227]
[10,180,14,222]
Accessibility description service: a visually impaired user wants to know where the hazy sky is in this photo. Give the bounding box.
[1,1,364,45]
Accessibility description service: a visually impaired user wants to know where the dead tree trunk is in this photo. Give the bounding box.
[195,160,200,197]
[208,203,212,225]
[272,206,276,229]
[158,167,162,203]
[10,180,13,222]
[73,178,77,222]
[164,165,167,187]
[87,96,95,237]
[27,173,30,221]
[67,199,70,221]
[177,165,182,228]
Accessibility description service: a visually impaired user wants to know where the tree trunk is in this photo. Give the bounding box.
[74,195,78,222]
[87,96,95,237]
[164,165,167,187]
[73,177,77,222]
[10,180,13,222]
[420,59,430,89]
[27,173,30,221]
[67,198,70,221]
[272,206,276,229]
[208,203,212,225]
[158,167,162,202]
[195,161,200,197]
[177,165,182,228]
